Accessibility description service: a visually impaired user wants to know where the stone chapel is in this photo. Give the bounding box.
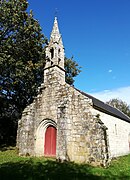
[17,17,130,166]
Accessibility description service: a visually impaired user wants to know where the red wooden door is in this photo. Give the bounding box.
[44,126,57,157]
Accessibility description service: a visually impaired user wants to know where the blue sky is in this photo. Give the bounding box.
[28,0,130,104]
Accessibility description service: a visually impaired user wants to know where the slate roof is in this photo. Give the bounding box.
[76,89,130,123]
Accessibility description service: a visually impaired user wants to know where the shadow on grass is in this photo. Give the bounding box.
[0,160,99,180]
[0,159,129,180]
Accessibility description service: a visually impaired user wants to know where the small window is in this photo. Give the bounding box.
[58,58,61,65]
[50,48,54,59]
[115,124,117,135]
[58,49,60,55]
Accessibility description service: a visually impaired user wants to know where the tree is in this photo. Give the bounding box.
[106,98,130,118]
[0,0,47,110]
[0,0,46,145]
[65,56,81,85]
[0,0,81,145]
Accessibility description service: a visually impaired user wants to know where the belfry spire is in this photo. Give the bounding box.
[45,17,64,69]
[50,17,61,43]
[44,17,65,85]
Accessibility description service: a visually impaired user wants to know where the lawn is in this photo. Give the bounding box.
[0,147,130,180]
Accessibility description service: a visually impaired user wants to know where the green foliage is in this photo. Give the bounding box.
[106,98,130,117]
[0,0,46,108]
[0,148,130,179]
[65,56,81,85]
[0,0,46,144]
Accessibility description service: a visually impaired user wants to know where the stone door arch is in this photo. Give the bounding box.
[35,119,57,156]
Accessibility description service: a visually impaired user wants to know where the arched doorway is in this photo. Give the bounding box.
[44,125,57,157]
[35,119,57,157]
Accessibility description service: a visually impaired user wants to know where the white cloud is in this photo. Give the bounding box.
[108,69,112,73]
[90,86,130,105]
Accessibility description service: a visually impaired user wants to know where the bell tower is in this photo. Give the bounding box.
[44,17,65,85]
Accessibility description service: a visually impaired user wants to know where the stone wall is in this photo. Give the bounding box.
[56,85,109,166]
[91,108,130,158]
[17,103,36,156]
[17,67,110,166]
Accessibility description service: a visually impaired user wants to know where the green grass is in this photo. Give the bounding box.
[0,148,130,180]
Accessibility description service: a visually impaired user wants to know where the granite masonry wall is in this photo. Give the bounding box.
[91,108,130,158]
[17,66,109,166]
